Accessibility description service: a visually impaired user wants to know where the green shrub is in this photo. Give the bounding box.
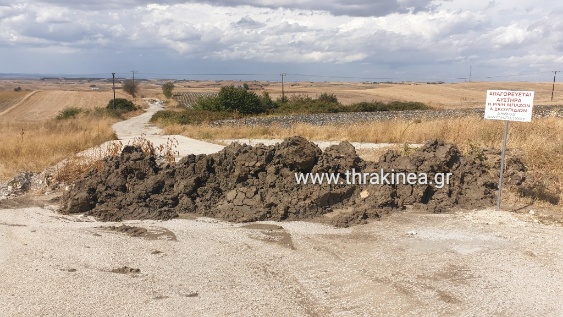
[194,86,267,115]
[318,93,338,103]
[260,91,275,110]
[217,85,264,114]
[162,82,175,99]
[348,101,429,112]
[194,96,224,112]
[56,107,82,120]
[106,98,136,112]
[273,93,341,114]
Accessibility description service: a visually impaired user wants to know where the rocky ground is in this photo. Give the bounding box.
[213,105,563,127]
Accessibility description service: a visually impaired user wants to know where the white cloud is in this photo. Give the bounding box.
[0,0,562,80]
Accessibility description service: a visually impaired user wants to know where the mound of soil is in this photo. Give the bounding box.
[60,137,527,227]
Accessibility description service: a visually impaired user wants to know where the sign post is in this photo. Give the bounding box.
[484,90,534,210]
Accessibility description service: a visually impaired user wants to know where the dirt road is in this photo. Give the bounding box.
[112,99,224,157]
[0,205,561,316]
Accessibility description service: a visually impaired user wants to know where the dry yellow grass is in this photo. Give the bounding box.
[0,117,116,181]
[164,115,563,205]
[0,90,132,121]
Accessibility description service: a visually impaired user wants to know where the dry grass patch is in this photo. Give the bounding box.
[0,117,116,181]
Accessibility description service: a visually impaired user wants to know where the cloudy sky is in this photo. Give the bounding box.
[1,0,562,82]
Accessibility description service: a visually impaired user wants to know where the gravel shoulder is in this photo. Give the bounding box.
[214,105,563,127]
[1,206,562,316]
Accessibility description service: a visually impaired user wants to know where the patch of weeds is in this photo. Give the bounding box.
[466,140,486,164]
[402,143,415,155]
[56,107,83,120]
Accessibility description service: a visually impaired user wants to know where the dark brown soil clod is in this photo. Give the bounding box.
[61,137,528,227]
[111,266,141,274]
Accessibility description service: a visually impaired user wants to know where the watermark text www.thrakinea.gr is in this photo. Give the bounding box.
[295,168,453,189]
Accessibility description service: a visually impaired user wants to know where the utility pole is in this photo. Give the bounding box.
[131,70,137,99]
[469,65,472,82]
[280,73,286,102]
[551,71,559,102]
[112,72,116,110]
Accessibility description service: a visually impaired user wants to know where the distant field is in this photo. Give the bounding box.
[0,90,130,121]
[166,81,563,109]
[0,79,561,118]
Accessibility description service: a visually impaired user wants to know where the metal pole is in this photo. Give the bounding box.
[280,73,286,101]
[112,72,116,110]
[496,120,509,210]
[131,70,136,99]
[551,71,558,102]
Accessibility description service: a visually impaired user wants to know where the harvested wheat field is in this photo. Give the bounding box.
[0,90,130,122]
[0,91,31,113]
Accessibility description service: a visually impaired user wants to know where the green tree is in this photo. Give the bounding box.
[122,79,139,97]
[162,82,175,99]
[217,85,264,114]
[194,86,268,114]
[318,92,338,103]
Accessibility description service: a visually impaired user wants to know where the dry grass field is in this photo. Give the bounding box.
[0,117,116,181]
[0,90,132,121]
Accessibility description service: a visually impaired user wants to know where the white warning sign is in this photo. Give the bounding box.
[484,90,534,122]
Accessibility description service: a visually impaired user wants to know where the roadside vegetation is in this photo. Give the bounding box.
[0,99,139,181]
[150,85,430,126]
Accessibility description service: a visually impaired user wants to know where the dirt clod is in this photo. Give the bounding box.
[111,266,141,274]
[61,137,528,227]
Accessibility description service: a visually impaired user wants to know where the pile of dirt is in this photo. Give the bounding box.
[60,137,528,227]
